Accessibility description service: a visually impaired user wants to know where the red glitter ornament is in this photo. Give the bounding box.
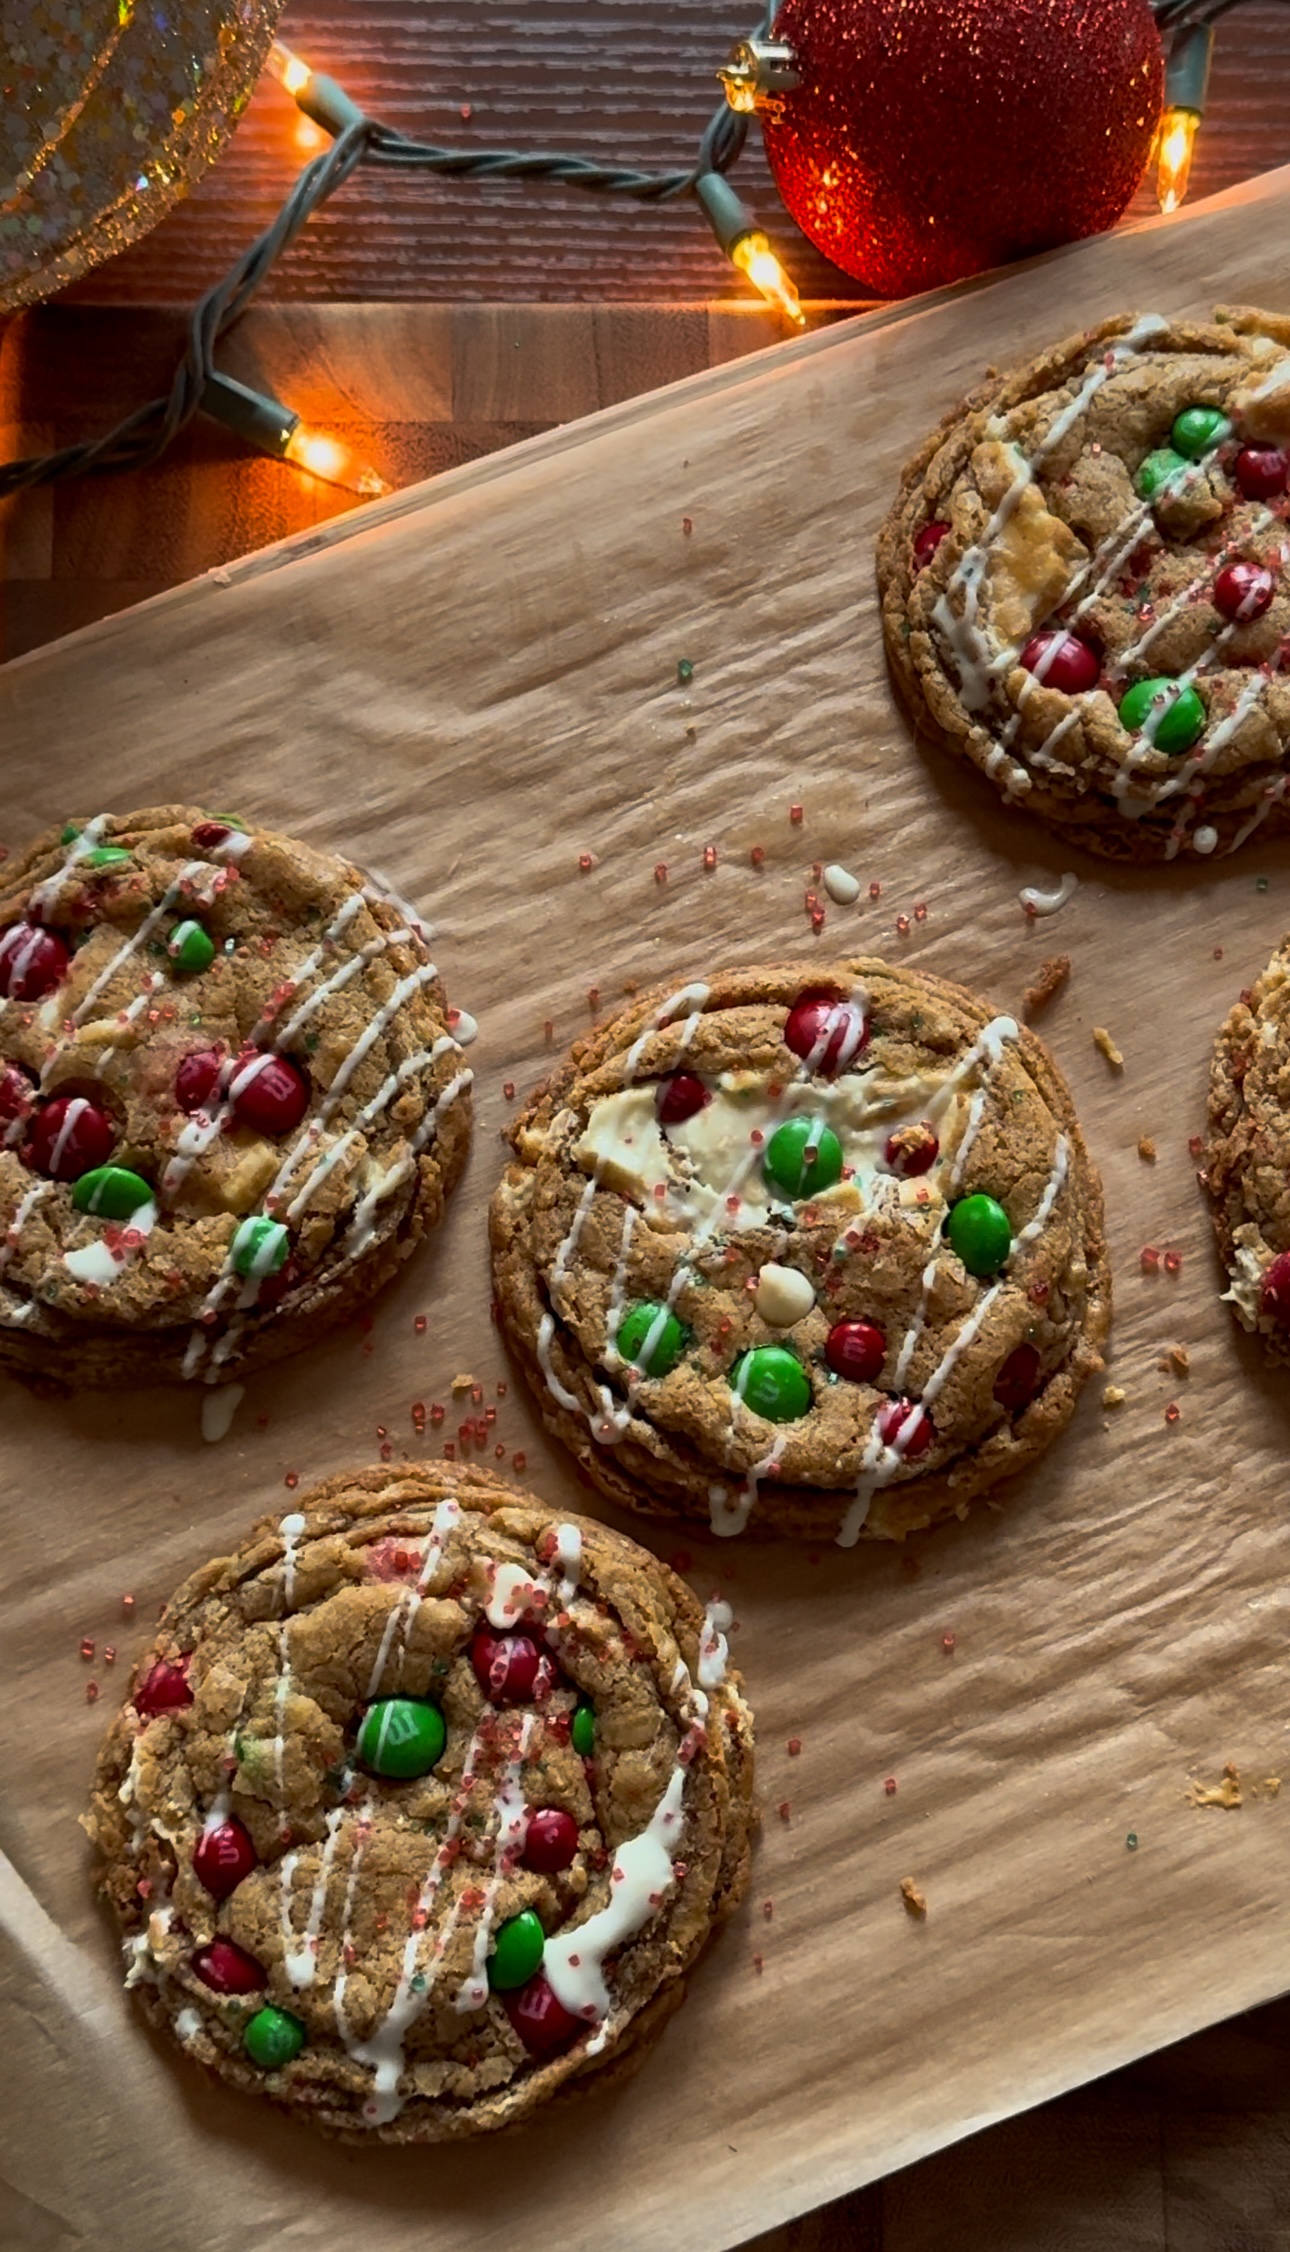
[759,0,1163,296]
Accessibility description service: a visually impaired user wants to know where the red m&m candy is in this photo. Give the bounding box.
[1260,1251,1290,1325]
[134,1657,193,1718]
[784,991,869,1073]
[1235,446,1288,502]
[230,1052,310,1136]
[656,1073,709,1126]
[191,1938,267,1994]
[1018,631,1100,694]
[26,1094,115,1182]
[469,1628,555,1707]
[191,820,238,850]
[1213,561,1275,623]
[876,1397,934,1458]
[912,521,951,570]
[883,1122,939,1177]
[993,1341,1042,1412]
[504,1972,584,2055]
[522,1808,579,1874]
[0,924,70,1002]
[193,1815,258,1900]
[825,1319,886,1384]
[175,1047,225,1114]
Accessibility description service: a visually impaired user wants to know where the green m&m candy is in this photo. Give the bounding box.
[487,1909,545,1992]
[1135,448,1187,500]
[946,1194,1013,1278]
[1117,678,1206,755]
[763,1116,843,1200]
[357,1696,446,1778]
[571,1700,596,1757]
[230,1216,290,1279]
[1171,405,1230,460]
[85,845,132,869]
[616,1300,688,1377]
[731,1344,812,1423]
[72,1165,154,1219]
[243,2004,306,2069]
[167,919,216,976]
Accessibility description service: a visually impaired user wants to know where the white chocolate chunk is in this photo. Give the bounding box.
[754,1262,816,1326]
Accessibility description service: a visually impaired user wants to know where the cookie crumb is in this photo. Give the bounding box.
[450,1373,476,1395]
[1093,1026,1124,1071]
[1167,1343,1190,1376]
[1023,953,1070,1015]
[1102,1384,1127,1407]
[1137,1136,1157,1163]
[900,1877,927,1918]
[1267,1777,1282,1796]
[1187,1762,1242,1810]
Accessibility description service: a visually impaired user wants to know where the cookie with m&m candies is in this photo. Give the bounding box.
[84,1463,754,2141]
[0,806,472,1390]
[489,958,1110,1545]
[878,307,1290,859]
[1204,931,1290,1367]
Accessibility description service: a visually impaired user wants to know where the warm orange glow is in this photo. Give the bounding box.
[267,40,313,99]
[730,233,806,327]
[282,424,391,499]
[294,115,325,153]
[1156,107,1199,214]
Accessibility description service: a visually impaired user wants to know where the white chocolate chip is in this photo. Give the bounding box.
[754,1262,816,1326]
[823,863,860,904]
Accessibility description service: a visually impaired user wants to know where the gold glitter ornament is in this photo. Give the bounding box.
[0,0,285,311]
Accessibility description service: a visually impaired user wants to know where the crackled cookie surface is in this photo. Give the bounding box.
[86,1465,753,2140]
[0,807,471,1388]
[490,962,1110,1544]
[1205,935,1290,1362]
[878,307,1290,860]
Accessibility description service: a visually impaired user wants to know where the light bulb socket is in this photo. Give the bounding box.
[295,72,367,138]
[1164,23,1214,117]
[200,371,297,456]
[694,171,759,259]
[717,36,800,115]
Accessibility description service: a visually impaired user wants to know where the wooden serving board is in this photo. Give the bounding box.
[6,169,1290,2252]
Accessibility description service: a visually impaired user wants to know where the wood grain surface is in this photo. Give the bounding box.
[58,0,1290,308]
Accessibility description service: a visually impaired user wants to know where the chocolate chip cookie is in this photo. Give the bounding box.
[1205,933,1290,1361]
[85,1464,754,2140]
[0,807,471,1388]
[877,307,1290,859]
[489,962,1110,1544]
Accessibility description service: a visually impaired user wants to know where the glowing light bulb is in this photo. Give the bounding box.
[267,40,313,99]
[730,233,806,327]
[1156,107,1199,214]
[282,425,391,498]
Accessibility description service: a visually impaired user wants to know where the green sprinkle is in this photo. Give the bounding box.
[1258,876,1270,892]
[1126,1832,1139,1851]
[60,822,81,844]
[411,1973,427,1994]
[676,658,694,684]
[572,1701,595,1757]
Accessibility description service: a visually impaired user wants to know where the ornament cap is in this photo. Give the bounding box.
[718,36,800,114]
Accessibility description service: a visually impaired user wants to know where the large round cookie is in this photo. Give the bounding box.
[85,1465,754,2141]
[490,962,1110,1544]
[1205,933,1290,1362]
[0,807,471,1388]
[877,306,1290,861]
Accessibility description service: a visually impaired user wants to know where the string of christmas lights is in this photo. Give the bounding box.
[0,0,1277,505]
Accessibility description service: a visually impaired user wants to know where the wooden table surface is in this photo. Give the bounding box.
[5,5,1290,2244]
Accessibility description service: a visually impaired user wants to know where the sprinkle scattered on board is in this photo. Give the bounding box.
[900,1877,928,1918]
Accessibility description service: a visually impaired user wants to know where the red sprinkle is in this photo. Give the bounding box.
[543,1019,554,1042]
[750,844,765,866]
[654,862,668,886]
[682,516,692,536]
[1165,1401,1181,1424]
[503,1080,515,1099]
[587,987,599,1011]
[495,1443,506,1459]
[1140,1245,1160,1273]
[414,1314,427,1334]
[703,844,717,870]
[578,854,593,873]
[777,1800,792,1822]
[284,1471,299,1489]
[85,1681,99,1703]
[430,1402,445,1425]
[513,1451,527,1472]
[497,1381,508,1397]
[104,1645,116,1664]
[914,902,928,922]
[80,1638,94,1661]
[1188,1135,1203,1158]
[787,1737,802,1757]
[789,804,803,824]
[896,913,911,936]
[942,1631,956,1653]
[810,908,825,933]
[762,1899,774,1920]
[443,1441,456,1459]
[1164,1250,1181,1275]
[869,880,881,900]
[121,1594,135,1613]
[884,1776,897,1795]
